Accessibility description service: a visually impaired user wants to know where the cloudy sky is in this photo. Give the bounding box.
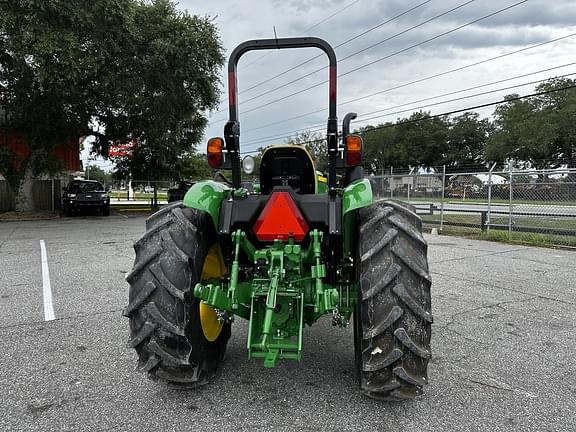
[89,0,576,169]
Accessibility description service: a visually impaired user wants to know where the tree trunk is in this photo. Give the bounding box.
[14,165,35,212]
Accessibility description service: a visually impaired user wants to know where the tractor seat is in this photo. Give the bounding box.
[259,146,316,194]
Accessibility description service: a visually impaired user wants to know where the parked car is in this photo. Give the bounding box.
[167,180,194,202]
[61,180,110,216]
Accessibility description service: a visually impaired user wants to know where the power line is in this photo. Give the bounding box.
[213,0,528,122]
[330,33,576,108]
[210,0,365,107]
[240,68,575,147]
[240,33,576,135]
[236,0,363,72]
[293,84,576,148]
[236,0,432,96]
[211,0,433,115]
[340,0,527,78]
[355,69,576,125]
[238,72,576,145]
[214,1,432,112]
[239,0,468,106]
[213,0,472,118]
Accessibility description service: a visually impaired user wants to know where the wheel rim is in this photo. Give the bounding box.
[199,244,227,342]
[199,302,223,342]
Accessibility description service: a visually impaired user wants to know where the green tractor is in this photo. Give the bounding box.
[124,37,432,400]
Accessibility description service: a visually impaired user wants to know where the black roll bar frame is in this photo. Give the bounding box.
[225,37,338,189]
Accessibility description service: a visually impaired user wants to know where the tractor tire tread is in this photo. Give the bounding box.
[149,261,185,301]
[362,348,403,372]
[356,199,432,401]
[361,263,401,300]
[144,302,186,336]
[127,320,155,348]
[392,282,433,323]
[360,228,397,263]
[155,367,207,387]
[134,220,175,252]
[145,202,182,229]
[123,281,156,317]
[394,327,432,359]
[160,229,190,263]
[147,337,190,366]
[359,207,393,235]
[362,306,403,339]
[388,213,426,246]
[126,203,229,386]
[138,355,160,372]
[125,249,161,284]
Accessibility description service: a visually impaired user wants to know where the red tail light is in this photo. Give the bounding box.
[345,134,363,166]
[207,137,224,168]
[253,192,308,242]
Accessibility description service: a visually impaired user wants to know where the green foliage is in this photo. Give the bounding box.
[86,165,113,185]
[445,112,491,172]
[172,152,212,181]
[362,112,456,172]
[396,111,450,168]
[0,0,224,196]
[355,79,574,173]
[486,78,576,168]
[361,122,401,172]
[105,0,224,180]
[0,0,109,187]
[280,111,490,175]
[285,130,328,172]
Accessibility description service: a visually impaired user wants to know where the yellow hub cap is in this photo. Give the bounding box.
[199,244,227,342]
[199,301,223,342]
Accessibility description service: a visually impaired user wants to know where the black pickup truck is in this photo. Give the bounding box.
[62,179,110,216]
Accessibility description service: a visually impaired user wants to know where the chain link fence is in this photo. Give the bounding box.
[106,169,576,246]
[108,180,172,203]
[3,166,574,246]
[372,167,576,247]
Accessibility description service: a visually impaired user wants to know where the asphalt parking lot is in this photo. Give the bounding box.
[0,212,575,431]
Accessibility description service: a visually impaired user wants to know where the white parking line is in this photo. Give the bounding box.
[39,240,55,321]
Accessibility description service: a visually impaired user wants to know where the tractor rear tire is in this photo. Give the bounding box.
[355,200,432,400]
[124,202,230,386]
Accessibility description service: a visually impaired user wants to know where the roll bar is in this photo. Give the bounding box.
[224,37,338,189]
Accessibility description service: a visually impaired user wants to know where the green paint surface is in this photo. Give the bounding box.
[342,178,373,215]
[183,180,230,229]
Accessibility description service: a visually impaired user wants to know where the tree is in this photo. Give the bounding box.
[86,165,112,185]
[172,151,212,181]
[485,78,576,169]
[445,112,491,172]
[101,0,224,181]
[0,0,127,209]
[396,111,450,168]
[361,112,450,172]
[361,123,402,173]
[285,130,328,172]
[0,0,224,210]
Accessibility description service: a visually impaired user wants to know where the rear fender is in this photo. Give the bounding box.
[342,178,373,216]
[183,181,231,230]
[342,178,373,260]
